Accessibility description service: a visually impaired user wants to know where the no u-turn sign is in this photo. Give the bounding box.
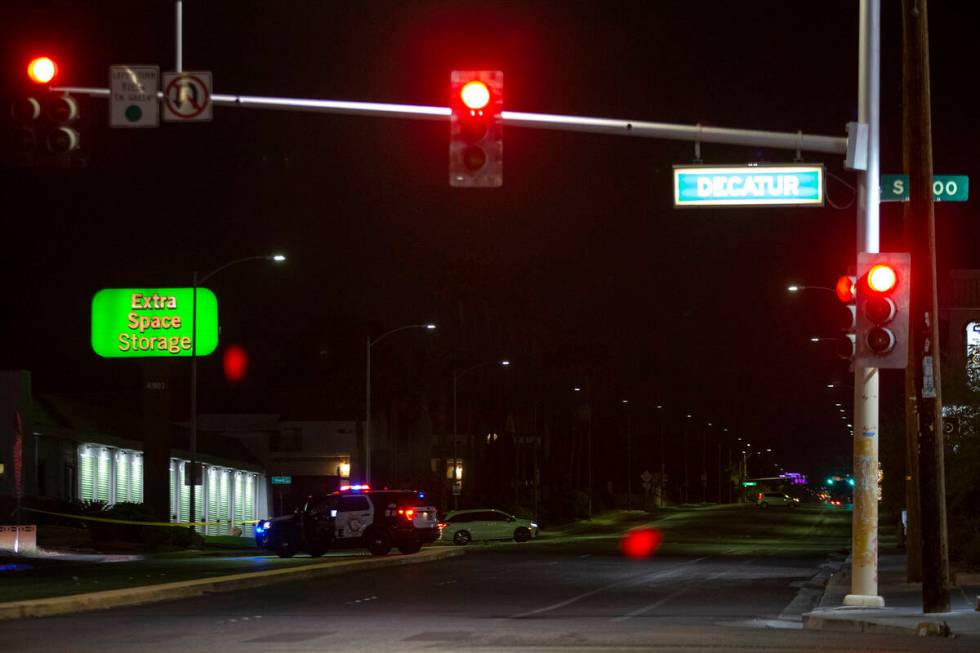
[162,71,213,122]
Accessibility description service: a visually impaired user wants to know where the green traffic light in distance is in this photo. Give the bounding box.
[827,477,835,485]
[847,478,855,486]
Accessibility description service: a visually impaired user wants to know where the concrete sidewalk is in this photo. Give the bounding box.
[803,552,980,637]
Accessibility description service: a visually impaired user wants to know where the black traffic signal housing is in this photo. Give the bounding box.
[449,70,502,187]
[855,252,911,368]
[5,55,80,167]
[835,273,857,361]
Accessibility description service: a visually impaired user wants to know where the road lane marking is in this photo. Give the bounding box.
[509,557,708,620]
[614,557,754,622]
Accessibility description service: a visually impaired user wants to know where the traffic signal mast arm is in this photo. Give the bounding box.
[50,85,848,156]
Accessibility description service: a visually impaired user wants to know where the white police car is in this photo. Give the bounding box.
[257,485,440,557]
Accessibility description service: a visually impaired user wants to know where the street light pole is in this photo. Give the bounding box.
[364,323,436,485]
[189,254,285,532]
[452,359,510,509]
[621,400,631,511]
[657,405,665,508]
[683,414,692,504]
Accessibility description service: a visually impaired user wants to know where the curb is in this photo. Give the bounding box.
[802,611,952,637]
[0,547,464,621]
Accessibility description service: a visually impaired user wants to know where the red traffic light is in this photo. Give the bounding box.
[460,80,490,111]
[449,70,503,188]
[867,264,897,293]
[835,275,855,303]
[855,252,910,368]
[27,56,58,84]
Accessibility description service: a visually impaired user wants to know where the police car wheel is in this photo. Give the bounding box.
[276,542,298,558]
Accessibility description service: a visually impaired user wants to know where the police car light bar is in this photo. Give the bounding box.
[340,484,371,492]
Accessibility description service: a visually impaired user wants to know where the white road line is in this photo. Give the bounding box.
[509,557,709,620]
[615,557,756,622]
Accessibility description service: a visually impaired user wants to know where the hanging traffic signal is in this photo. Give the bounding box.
[449,70,502,188]
[6,55,80,166]
[855,252,911,368]
[836,273,857,361]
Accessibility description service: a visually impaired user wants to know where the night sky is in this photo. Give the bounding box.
[2,1,979,483]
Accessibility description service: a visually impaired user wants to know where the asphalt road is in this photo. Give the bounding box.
[3,505,973,652]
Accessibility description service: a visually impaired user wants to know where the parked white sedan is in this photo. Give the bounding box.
[440,509,538,545]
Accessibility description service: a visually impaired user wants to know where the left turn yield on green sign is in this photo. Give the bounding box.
[109,65,160,128]
[91,288,219,358]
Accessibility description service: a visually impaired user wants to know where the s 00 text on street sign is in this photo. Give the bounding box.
[91,288,218,358]
[673,164,824,207]
[880,174,970,202]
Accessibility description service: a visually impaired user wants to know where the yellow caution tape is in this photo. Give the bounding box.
[20,507,261,529]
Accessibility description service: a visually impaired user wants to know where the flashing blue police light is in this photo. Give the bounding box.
[418,491,426,499]
[340,483,370,492]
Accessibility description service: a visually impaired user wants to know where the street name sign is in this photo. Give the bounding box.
[109,65,160,128]
[162,71,213,122]
[673,164,824,207]
[880,174,970,202]
[91,288,218,358]
[271,476,293,485]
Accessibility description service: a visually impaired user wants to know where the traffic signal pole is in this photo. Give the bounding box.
[844,0,884,609]
[49,85,849,158]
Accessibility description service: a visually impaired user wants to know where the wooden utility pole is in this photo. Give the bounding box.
[904,367,922,581]
[901,0,949,613]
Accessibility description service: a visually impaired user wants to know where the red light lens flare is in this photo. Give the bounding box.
[222,345,248,383]
[620,528,663,559]
[460,80,490,110]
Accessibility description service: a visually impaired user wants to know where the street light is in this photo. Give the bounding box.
[189,253,286,531]
[451,359,510,508]
[787,284,836,295]
[365,323,436,484]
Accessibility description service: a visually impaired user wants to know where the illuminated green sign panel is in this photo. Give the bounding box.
[673,164,824,207]
[91,288,218,358]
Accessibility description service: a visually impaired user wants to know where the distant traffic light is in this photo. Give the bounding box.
[836,273,857,360]
[855,252,911,368]
[449,70,502,188]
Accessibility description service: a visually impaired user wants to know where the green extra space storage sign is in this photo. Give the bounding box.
[91,288,219,358]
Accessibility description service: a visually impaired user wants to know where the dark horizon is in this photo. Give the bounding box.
[3,0,979,485]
